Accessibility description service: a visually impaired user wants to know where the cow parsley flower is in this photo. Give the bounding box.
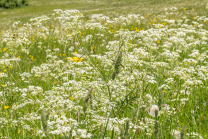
[171,129,181,139]
[148,105,160,117]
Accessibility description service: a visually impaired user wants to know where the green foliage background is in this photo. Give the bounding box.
[0,0,28,9]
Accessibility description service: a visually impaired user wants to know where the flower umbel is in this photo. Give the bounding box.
[171,130,181,139]
[149,105,160,117]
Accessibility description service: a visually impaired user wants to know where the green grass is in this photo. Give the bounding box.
[0,0,207,29]
[0,0,208,138]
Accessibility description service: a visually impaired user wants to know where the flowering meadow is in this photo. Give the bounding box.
[0,4,208,139]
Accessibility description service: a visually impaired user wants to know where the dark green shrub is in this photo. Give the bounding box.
[0,0,28,9]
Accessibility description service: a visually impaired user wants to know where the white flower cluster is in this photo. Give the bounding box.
[0,6,207,138]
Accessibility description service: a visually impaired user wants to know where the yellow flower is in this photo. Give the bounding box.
[183,8,186,10]
[18,129,20,134]
[70,97,74,101]
[4,106,9,110]
[68,57,73,60]
[73,57,79,62]
[3,47,8,52]
[1,84,7,87]
[78,58,84,62]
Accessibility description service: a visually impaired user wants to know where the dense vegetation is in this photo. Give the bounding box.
[0,0,208,139]
[0,0,28,9]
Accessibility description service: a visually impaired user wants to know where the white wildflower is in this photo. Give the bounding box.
[148,105,160,117]
[171,130,181,139]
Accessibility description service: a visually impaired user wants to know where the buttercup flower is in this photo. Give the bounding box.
[4,106,9,110]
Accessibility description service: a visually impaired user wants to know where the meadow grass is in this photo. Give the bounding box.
[0,0,208,139]
[0,0,207,28]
